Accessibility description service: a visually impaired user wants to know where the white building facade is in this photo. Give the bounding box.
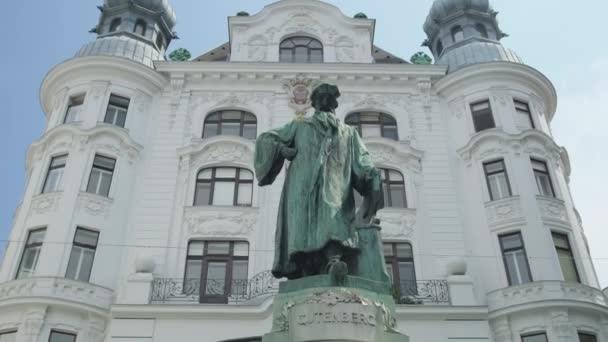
[1,0,607,341]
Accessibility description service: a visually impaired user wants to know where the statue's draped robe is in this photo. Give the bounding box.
[255,111,382,279]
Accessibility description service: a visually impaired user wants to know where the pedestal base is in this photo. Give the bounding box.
[263,276,409,342]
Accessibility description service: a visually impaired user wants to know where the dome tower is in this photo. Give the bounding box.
[76,0,177,67]
[423,0,522,71]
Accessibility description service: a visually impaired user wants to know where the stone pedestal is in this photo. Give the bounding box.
[263,275,409,342]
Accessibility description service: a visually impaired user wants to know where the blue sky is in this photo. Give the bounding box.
[0,0,607,287]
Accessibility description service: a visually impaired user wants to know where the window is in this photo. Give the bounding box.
[155,33,165,50]
[194,167,253,207]
[49,331,76,342]
[104,94,130,127]
[514,100,534,130]
[185,241,249,303]
[66,228,99,282]
[578,332,598,342]
[64,94,85,123]
[202,110,257,140]
[109,18,122,32]
[521,333,548,342]
[86,155,116,197]
[471,100,496,132]
[134,19,147,36]
[475,23,489,38]
[354,168,407,209]
[279,36,323,63]
[345,112,398,141]
[436,40,444,56]
[552,232,580,283]
[0,330,17,342]
[42,154,68,193]
[499,232,532,286]
[16,229,46,279]
[531,159,555,197]
[451,25,464,42]
[484,159,512,201]
[384,242,417,298]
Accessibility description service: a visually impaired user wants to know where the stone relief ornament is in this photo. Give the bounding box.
[377,209,416,238]
[485,197,523,227]
[184,208,258,236]
[335,36,355,62]
[247,35,269,62]
[282,74,320,116]
[537,197,568,223]
[77,192,113,218]
[30,193,62,215]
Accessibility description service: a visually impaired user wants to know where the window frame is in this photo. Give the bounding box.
[16,228,46,279]
[86,154,116,197]
[202,110,257,140]
[531,158,556,198]
[0,330,17,340]
[65,227,100,282]
[103,94,130,128]
[451,25,465,42]
[521,332,548,342]
[383,242,417,297]
[475,23,489,38]
[134,18,147,36]
[185,240,249,304]
[470,99,496,132]
[42,154,68,194]
[344,112,399,141]
[279,36,324,63]
[194,167,254,207]
[578,332,598,342]
[64,94,85,124]
[109,17,122,33]
[514,99,535,130]
[48,330,76,342]
[380,168,407,208]
[552,232,581,283]
[483,159,513,201]
[499,231,533,286]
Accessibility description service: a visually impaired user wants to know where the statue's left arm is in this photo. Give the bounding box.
[351,130,385,223]
[254,121,298,186]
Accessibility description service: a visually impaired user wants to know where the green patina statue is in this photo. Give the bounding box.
[255,84,386,282]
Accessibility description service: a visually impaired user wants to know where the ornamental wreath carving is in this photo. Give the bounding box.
[282,74,320,116]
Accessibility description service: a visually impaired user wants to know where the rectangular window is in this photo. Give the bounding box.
[16,229,46,279]
[66,228,99,282]
[0,331,17,342]
[471,100,496,132]
[499,232,532,286]
[104,94,130,127]
[64,94,85,123]
[86,155,116,197]
[531,159,556,197]
[42,154,68,193]
[49,331,76,342]
[484,159,512,201]
[185,240,249,304]
[578,332,597,342]
[514,100,535,130]
[552,232,580,283]
[521,333,548,342]
[384,242,417,299]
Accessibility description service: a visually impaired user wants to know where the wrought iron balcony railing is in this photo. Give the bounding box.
[150,271,450,305]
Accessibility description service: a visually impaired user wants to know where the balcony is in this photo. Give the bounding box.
[149,271,449,305]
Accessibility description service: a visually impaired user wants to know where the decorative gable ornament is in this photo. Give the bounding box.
[282,74,321,117]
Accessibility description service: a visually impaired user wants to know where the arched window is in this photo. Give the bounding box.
[194,167,253,207]
[451,25,464,42]
[134,19,147,36]
[436,40,444,56]
[475,24,489,38]
[279,36,323,63]
[345,112,398,141]
[383,242,417,301]
[202,110,257,140]
[155,33,165,50]
[354,168,407,209]
[109,18,122,32]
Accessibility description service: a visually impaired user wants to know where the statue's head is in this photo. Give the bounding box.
[311,84,340,113]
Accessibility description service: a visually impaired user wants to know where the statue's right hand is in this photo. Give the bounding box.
[280,146,297,161]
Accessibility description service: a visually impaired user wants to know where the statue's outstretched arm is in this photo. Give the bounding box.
[254,121,298,186]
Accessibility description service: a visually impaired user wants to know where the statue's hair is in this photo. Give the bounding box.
[311,83,341,112]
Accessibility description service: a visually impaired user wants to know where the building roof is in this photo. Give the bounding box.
[424,0,494,36]
[104,0,177,28]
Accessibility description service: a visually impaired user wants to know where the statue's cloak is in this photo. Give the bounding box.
[255,111,382,279]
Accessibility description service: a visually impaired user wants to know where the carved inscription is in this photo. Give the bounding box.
[296,311,376,327]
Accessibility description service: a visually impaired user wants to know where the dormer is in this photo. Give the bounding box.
[227,0,376,63]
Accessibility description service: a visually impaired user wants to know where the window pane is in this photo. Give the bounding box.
[382,243,394,257]
[18,247,41,278]
[578,333,597,342]
[28,230,46,244]
[389,185,407,208]
[185,259,202,280]
[194,183,211,205]
[207,242,230,255]
[104,107,117,124]
[116,109,127,127]
[237,183,253,206]
[43,168,63,193]
[361,124,382,137]
[231,260,249,296]
[94,155,116,170]
[388,170,403,181]
[205,262,227,295]
[243,124,257,140]
[360,112,380,122]
[310,49,323,63]
[216,168,237,178]
[74,229,99,247]
[521,333,547,342]
[383,126,398,140]
[471,101,490,112]
[77,249,95,281]
[213,182,236,205]
[515,251,532,283]
[471,101,495,132]
[234,242,249,257]
[65,247,81,280]
[222,111,242,120]
[535,173,555,197]
[86,170,100,193]
[385,263,394,280]
[516,111,534,130]
[203,123,219,138]
[198,169,213,180]
[280,49,292,62]
[398,262,417,296]
[500,234,523,250]
[557,249,579,282]
[531,160,547,172]
[0,331,16,342]
[49,331,76,342]
[488,173,510,200]
[396,243,412,258]
[240,169,254,180]
[552,234,570,249]
[294,46,309,63]
[484,160,505,174]
[188,241,204,256]
[220,122,240,136]
[64,105,80,123]
[98,172,113,196]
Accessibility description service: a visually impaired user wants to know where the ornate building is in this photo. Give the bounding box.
[0,0,606,341]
